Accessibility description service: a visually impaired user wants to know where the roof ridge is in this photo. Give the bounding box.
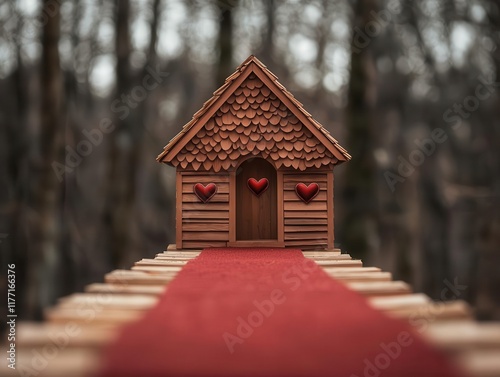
[157,55,351,164]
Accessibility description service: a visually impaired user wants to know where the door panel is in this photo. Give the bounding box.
[236,158,277,240]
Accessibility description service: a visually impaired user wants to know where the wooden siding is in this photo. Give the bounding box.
[180,173,229,248]
[283,172,330,249]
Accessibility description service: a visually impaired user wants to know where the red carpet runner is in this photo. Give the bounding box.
[98,248,461,377]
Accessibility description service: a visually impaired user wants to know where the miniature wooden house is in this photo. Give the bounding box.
[157,56,350,250]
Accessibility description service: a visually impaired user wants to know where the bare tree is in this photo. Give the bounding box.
[217,2,233,85]
[27,0,63,317]
[104,0,135,267]
[341,0,378,262]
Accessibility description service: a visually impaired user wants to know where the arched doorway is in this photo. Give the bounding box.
[236,158,277,240]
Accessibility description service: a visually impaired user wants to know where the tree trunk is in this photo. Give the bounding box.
[104,0,136,267]
[217,6,233,86]
[27,0,63,318]
[341,0,378,261]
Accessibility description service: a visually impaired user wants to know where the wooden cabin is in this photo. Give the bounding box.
[157,56,351,250]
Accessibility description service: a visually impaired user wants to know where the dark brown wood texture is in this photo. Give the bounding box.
[180,173,229,248]
[236,158,277,240]
[283,172,330,249]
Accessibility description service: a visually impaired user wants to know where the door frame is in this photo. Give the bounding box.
[228,158,284,247]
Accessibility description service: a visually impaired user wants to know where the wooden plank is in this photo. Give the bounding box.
[326,271,392,282]
[345,281,411,296]
[85,283,165,296]
[182,193,229,203]
[285,225,328,233]
[303,250,341,256]
[284,211,328,219]
[290,244,329,250]
[368,294,431,311]
[285,232,328,240]
[105,270,177,285]
[176,170,182,249]
[317,248,342,252]
[229,170,236,243]
[385,301,472,321]
[182,218,229,224]
[314,259,362,267]
[182,211,229,220]
[182,231,229,241]
[285,239,329,247]
[155,254,197,259]
[327,170,334,249]
[308,254,352,260]
[0,349,100,377]
[425,321,500,351]
[182,241,227,249]
[322,267,381,273]
[310,254,351,259]
[182,203,229,211]
[456,349,500,377]
[131,266,183,274]
[284,201,327,211]
[285,218,328,225]
[16,323,118,348]
[277,169,284,244]
[45,308,143,324]
[161,250,201,255]
[136,258,188,266]
[56,293,158,311]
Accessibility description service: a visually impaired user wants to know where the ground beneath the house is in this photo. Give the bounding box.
[97,248,461,377]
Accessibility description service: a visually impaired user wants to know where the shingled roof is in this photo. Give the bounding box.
[157,55,350,172]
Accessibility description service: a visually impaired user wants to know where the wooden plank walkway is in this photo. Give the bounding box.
[2,245,499,377]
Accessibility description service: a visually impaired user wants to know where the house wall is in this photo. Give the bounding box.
[282,171,334,250]
[177,172,230,249]
[177,169,334,250]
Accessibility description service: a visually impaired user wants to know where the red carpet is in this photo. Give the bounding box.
[98,248,461,377]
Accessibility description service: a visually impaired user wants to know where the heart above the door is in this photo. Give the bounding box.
[193,183,217,203]
[247,178,269,197]
[295,183,320,204]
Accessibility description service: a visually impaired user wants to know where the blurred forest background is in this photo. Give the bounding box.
[1,0,499,322]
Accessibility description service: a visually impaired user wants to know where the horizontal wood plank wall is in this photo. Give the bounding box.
[181,173,229,248]
[327,171,334,249]
[283,172,329,249]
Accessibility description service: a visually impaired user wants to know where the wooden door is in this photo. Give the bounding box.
[236,158,277,240]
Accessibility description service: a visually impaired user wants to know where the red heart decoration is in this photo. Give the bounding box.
[193,183,217,203]
[247,178,269,197]
[295,183,320,204]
